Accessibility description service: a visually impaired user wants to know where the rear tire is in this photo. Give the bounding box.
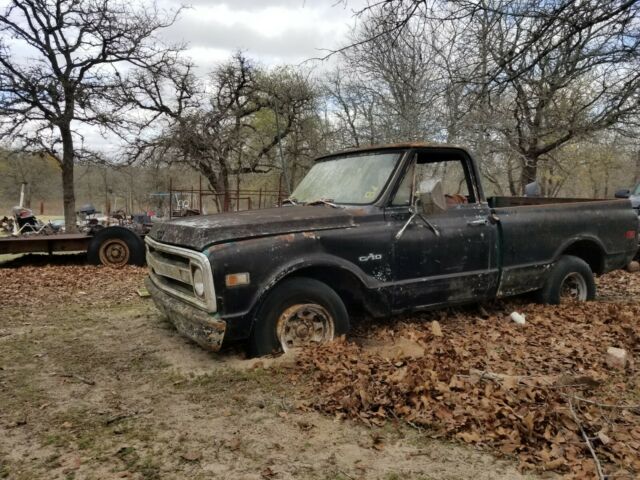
[535,255,596,305]
[87,226,145,267]
[248,277,350,357]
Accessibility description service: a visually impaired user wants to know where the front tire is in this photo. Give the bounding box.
[248,277,350,357]
[535,255,596,305]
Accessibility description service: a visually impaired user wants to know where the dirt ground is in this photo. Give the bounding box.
[0,260,538,480]
[0,258,637,479]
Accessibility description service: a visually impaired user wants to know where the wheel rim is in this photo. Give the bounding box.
[98,239,130,267]
[276,303,335,352]
[560,272,588,301]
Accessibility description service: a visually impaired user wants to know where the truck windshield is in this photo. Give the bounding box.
[290,152,400,204]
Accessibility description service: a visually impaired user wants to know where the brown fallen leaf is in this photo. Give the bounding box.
[296,421,315,431]
[261,466,276,478]
[180,451,202,462]
[502,375,519,390]
[457,431,481,443]
[227,438,241,451]
[598,431,612,445]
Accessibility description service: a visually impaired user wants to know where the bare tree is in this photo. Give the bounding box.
[324,68,379,148]
[483,0,640,191]
[333,9,445,144]
[336,0,640,194]
[132,53,318,209]
[0,0,185,230]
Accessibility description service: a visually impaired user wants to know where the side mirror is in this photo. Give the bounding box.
[416,179,446,215]
[615,189,631,199]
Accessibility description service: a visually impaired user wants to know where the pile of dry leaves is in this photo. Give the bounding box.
[597,269,640,302]
[294,272,640,478]
[0,264,147,309]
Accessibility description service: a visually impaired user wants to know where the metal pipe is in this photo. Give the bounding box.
[19,182,26,207]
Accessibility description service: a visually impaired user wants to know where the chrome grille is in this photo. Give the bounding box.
[145,236,216,312]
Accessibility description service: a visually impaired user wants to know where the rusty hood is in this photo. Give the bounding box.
[149,206,356,250]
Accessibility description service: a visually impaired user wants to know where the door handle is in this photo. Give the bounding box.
[467,218,489,227]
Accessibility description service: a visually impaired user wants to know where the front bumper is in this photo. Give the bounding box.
[145,276,226,351]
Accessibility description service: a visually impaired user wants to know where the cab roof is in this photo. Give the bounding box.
[314,142,469,161]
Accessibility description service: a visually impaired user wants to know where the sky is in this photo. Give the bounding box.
[160,0,365,71]
[0,0,368,153]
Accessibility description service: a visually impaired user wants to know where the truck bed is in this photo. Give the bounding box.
[487,196,637,297]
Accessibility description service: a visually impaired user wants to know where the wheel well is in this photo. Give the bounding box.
[278,265,388,318]
[562,240,605,274]
[287,266,365,312]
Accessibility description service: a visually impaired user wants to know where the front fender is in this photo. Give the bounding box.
[260,252,379,293]
[232,252,378,320]
[205,232,381,338]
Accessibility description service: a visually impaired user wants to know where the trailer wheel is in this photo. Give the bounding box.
[535,255,596,305]
[87,226,145,267]
[248,277,350,357]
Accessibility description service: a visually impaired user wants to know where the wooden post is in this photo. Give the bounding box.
[199,176,203,214]
[169,178,173,219]
[258,188,262,209]
[236,178,240,212]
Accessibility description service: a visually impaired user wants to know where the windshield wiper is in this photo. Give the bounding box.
[306,198,341,208]
[282,197,299,205]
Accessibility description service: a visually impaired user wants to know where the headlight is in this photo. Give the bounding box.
[192,266,205,298]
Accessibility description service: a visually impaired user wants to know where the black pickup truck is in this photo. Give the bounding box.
[145,143,638,356]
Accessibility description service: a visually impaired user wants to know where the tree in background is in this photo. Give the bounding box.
[336,0,640,194]
[325,8,446,148]
[130,53,318,209]
[0,0,186,230]
[0,149,59,208]
[481,1,640,191]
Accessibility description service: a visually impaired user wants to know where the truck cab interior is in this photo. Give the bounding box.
[389,147,480,208]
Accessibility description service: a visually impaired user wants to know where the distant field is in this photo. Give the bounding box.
[0,253,23,265]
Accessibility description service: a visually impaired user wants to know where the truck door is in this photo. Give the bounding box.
[387,153,499,311]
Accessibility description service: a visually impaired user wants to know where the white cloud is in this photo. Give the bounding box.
[162,0,362,69]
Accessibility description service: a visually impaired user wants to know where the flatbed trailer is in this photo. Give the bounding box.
[0,226,146,267]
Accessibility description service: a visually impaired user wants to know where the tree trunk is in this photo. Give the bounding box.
[506,158,518,196]
[60,127,77,233]
[216,174,229,211]
[202,170,229,213]
[520,155,538,195]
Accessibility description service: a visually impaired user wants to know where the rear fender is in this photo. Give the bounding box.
[552,235,606,274]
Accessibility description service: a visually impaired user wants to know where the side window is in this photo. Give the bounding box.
[392,159,474,207]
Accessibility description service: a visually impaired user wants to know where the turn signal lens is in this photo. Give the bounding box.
[225,273,250,287]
